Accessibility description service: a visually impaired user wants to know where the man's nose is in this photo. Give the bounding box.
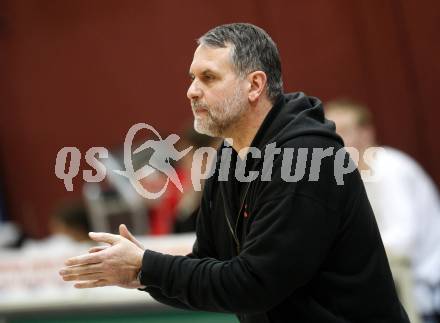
[187,80,202,101]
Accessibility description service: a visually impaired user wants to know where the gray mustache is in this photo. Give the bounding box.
[191,101,208,110]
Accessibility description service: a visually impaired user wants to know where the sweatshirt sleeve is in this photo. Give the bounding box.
[141,180,217,309]
[143,286,194,310]
[139,192,338,314]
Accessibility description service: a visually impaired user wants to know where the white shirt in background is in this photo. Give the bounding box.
[362,146,440,314]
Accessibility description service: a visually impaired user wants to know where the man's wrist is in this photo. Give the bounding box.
[136,250,146,288]
[136,268,145,288]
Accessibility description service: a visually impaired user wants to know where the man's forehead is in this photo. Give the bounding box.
[189,44,234,74]
[327,109,358,127]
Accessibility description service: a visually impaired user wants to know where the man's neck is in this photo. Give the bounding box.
[225,99,273,158]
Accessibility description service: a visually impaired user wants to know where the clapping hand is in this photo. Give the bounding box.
[59,224,145,289]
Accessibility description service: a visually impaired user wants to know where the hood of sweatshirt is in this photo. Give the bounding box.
[214,92,343,176]
[249,92,343,152]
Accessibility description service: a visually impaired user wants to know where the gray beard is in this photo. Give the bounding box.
[192,88,247,137]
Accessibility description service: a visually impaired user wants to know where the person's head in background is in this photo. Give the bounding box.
[325,99,377,152]
[50,200,91,243]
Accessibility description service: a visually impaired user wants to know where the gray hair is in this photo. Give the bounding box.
[198,23,283,103]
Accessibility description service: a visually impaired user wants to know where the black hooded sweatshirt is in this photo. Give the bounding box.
[139,93,410,323]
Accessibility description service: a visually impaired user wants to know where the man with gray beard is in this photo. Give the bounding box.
[60,23,409,323]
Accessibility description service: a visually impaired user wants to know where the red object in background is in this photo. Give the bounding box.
[148,168,188,235]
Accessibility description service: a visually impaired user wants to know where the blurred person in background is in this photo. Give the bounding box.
[50,200,92,243]
[21,200,93,253]
[326,99,440,323]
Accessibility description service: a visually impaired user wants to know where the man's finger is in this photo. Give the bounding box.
[74,279,109,289]
[62,272,105,282]
[60,263,103,276]
[88,246,108,253]
[119,224,133,240]
[88,232,120,245]
[119,224,144,249]
[65,252,102,266]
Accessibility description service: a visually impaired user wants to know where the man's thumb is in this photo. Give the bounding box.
[119,224,144,249]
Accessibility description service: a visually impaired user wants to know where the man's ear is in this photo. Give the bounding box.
[247,71,267,103]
